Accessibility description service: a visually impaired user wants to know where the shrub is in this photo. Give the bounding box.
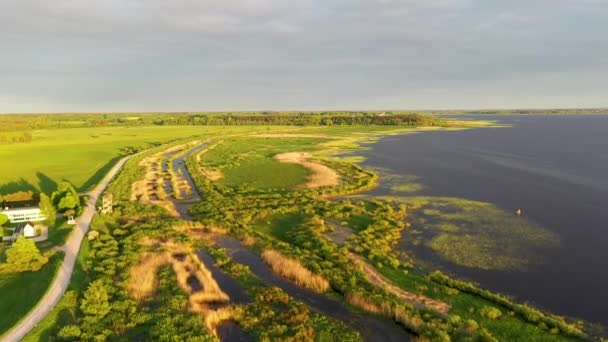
[80,280,111,318]
[480,306,503,320]
[57,325,82,340]
[1,236,48,273]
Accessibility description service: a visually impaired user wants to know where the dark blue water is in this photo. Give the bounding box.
[360,115,608,326]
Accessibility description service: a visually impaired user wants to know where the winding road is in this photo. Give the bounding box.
[1,154,134,342]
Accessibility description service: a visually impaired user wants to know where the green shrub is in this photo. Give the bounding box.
[480,306,503,320]
[57,325,82,340]
[1,236,49,273]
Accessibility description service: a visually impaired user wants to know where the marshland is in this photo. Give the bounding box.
[0,113,605,341]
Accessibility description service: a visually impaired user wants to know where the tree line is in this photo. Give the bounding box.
[0,112,445,132]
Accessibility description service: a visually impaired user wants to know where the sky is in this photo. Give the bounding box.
[1,0,607,113]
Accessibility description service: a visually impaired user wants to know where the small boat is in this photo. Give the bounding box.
[515,209,522,216]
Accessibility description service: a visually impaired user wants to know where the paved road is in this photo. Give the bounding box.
[1,155,133,342]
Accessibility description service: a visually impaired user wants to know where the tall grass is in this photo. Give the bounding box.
[261,249,330,293]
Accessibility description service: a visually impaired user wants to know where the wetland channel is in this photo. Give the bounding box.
[166,142,412,341]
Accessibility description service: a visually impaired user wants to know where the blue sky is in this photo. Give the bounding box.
[1,0,607,112]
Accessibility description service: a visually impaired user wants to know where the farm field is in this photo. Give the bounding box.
[0,126,258,193]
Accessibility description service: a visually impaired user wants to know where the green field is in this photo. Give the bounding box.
[0,126,254,194]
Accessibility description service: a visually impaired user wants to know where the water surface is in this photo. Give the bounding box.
[359,115,608,326]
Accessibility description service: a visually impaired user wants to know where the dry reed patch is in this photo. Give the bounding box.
[128,239,230,312]
[203,305,238,333]
[345,292,382,315]
[346,292,424,331]
[261,249,330,293]
[128,252,172,300]
[348,253,450,314]
[129,151,183,217]
[241,234,256,247]
[274,152,339,188]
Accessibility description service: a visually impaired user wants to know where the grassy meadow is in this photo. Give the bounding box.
[0,126,257,193]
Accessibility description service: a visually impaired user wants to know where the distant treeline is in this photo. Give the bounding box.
[2,108,606,132]
[151,113,444,126]
[0,112,445,132]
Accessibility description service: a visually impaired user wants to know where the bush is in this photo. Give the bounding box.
[80,280,111,318]
[57,325,82,340]
[480,306,503,320]
[0,236,49,273]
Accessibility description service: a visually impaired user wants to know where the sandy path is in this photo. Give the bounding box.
[348,253,451,314]
[274,152,339,188]
[1,154,136,342]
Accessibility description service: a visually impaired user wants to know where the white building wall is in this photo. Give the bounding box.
[1,208,47,223]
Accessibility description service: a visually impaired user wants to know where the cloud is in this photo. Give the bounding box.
[0,0,607,112]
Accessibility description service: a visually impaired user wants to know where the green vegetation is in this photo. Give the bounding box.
[201,137,324,191]
[206,246,360,341]
[0,112,446,131]
[0,236,49,273]
[0,115,596,341]
[0,253,63,336]
[0,126,237,193]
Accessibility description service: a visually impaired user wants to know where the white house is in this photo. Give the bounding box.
[9,222,37,242]
[1,207,46,224]
[20,222,36,238]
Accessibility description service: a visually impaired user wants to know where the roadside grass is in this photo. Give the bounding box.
[36,220,74,253]
[0,252,64,336]
[23,237,91,341]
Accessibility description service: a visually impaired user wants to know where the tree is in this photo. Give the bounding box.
[39,193,56,226]
[2,236,48,273]
[80,280,111,318]
[58,195,79,212]
[52,181,81,213]
[0,213,8,226]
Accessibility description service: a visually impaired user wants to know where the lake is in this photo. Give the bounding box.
[359,115,608,327]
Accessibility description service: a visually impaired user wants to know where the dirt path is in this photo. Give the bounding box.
[348,253,451,314]
[1,154,135,342]
[274,152,340,188]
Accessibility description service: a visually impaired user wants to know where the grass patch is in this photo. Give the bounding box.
[255,212,306,241]
[201,137,327,191]
[0,252,64,336]
[223,158,311,190]
[37,220,74,253]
